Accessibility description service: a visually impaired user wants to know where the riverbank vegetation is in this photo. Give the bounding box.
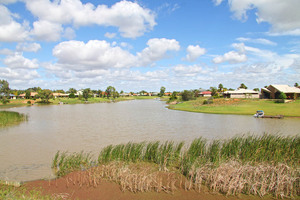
[51,134,299,198]
[169,98,300,117]
[0,111,27,127]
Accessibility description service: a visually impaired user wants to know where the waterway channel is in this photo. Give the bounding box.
[0,100,299,182]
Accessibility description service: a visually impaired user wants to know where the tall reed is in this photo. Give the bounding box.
[52,151,93,177]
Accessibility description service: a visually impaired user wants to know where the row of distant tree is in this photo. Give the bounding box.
[1,79,299,104]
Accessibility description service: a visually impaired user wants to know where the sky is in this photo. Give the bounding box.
[0,0,300,92]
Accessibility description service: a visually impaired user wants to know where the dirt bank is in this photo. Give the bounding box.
[23,171,273,200]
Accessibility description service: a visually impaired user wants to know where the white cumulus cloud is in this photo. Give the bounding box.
[52,40,136,70]
[213,51,247,64]
[24,0,156,39]
[137,38,180,66]
[31,20,63,41]
[185,45,206,62]
[3,53,39,69]
[16,42,41,52]
[173,64,204,77]
[217,0,300,35]
[0,5,29,42]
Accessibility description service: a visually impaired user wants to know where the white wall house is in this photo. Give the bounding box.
[223,89,259,98]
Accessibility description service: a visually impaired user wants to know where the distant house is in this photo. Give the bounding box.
[52,93,69,98]
[199,91,212,97]
[19,92,38,99]
[120,93,130,97]
[261,85,300,99]
[0,93,16,99]
[75,90,83,96]
[223,89,259,98]
[164,92,172,96]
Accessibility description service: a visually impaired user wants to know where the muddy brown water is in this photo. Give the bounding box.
[0,100,299,182]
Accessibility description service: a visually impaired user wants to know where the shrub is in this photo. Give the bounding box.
[69,93,75,98]
[181,90,195,101]
[278,92,287,100]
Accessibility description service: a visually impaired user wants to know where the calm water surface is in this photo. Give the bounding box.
[0,100,299,181]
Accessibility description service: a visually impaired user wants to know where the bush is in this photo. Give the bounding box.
[203,99,213,104]
[69,93,75,98]
[278,92,287,100]
[181,90,195,101]
[27,100,31,105]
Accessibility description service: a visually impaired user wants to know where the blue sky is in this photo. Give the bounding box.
[0,0,299,92]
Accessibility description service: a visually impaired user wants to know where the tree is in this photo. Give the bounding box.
[83,88,90,101]
[97,90,103,97]
[53,89,65,93]
[68,88,77,94]
[0,80,10,104]
[210,87,217,97]
[295,83,299,87]
[181,90,195,101]
[25,89,31,99]
[158,86,166,97]
[38,89,53,103]
[218,83,224,92]
[253,88,260,92]
[239,83,248,89]
[139,90,147,95]
[169,91,178,101]
[105,86,116,99]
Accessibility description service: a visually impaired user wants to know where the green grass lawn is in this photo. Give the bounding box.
[169,98,300,117]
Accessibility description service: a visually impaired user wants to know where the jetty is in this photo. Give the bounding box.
[262,115,284,119]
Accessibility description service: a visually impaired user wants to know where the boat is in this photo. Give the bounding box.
[253,110,264,118]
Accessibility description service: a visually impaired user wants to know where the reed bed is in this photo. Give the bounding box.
[63,162,181,193]
[186,161,299,198]
[98,141,184,170]
[52,134,299,197]
[52,151,94,177]
[0,111,27,127]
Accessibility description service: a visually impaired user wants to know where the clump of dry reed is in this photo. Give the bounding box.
[186,160,299,198]
[63,162,181,193]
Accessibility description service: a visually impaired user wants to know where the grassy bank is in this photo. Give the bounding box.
[52,134,299,198]
[169,98,300,117]
[0,183,56,200]
[0,111,27,127]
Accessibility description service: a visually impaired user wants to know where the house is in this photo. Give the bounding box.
[261,85,300,99]
[199,91,212,97]
[0,93,16,99]
[19,92,38,99]
[52,93,69,98]
[75,90,83,96]
[164,92,172,96]
[223,89,259,98]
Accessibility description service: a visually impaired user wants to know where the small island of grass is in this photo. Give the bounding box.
[0,111,27,127]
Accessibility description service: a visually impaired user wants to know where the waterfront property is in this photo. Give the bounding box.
[18,92,38,99]
[261,84,300,99]
[52,93,69,98]
[199,91,212,97]
[223,89,259,98]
